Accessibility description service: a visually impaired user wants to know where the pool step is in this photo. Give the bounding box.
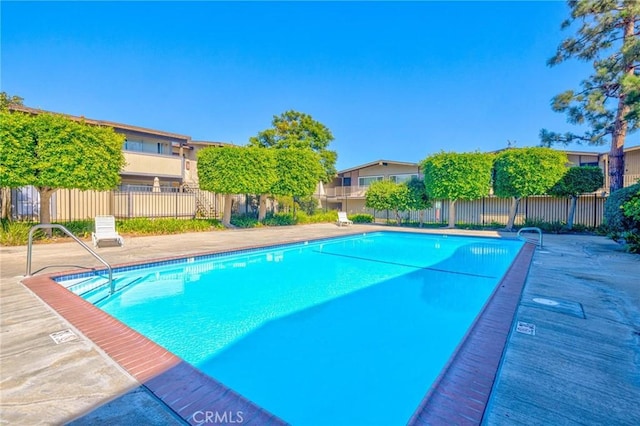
[82,275,146,305]
[66,275,111,295]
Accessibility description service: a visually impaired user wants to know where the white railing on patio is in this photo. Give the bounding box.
[325,186,368,198]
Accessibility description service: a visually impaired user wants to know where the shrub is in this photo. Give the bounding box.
[0,220,37,246]
[53,220,93,238]
[295,196,319,215]
[116,217,219,235]
[262,213,296,226]
[604,183,640,234]
[296,210,338,224]
[349,213,374,224]
[231,214,262,228]
[620,192,640,252]
[622,194,640,222]
[621,230,640,253]
[522,219,566,234]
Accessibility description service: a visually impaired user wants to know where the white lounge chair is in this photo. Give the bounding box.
[337,211,353,227]
[92,215,124,248]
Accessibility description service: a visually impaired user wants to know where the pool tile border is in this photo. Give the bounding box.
[21,232,534,425]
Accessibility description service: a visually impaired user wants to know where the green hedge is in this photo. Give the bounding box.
[604,183,640,252]
[296,210,338,224]
[0,218,224,246]
[262,213,296,226]
[349,213,374,223]
[604,183,640,233]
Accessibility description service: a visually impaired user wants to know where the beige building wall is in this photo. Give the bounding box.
[624,147,640,186]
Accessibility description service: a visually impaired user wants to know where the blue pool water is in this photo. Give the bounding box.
[57,232,523,425]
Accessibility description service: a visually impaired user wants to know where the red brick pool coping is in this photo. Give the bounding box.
[409,241,536,424]
[21,234,535,425]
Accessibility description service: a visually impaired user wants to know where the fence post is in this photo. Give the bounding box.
[593,193,597,228]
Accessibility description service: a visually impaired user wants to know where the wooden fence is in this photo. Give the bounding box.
[9,187,222,221]
[365,194,606,228]
[9,188,606,228]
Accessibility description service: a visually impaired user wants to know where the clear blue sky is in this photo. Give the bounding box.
[3,1,636,170]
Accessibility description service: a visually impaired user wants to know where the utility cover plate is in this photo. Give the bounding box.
[516,321,536,336]
[50,329,78,344]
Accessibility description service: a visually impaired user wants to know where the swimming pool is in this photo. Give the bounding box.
[54,231,524,425]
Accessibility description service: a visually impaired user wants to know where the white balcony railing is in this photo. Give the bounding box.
[324,186,369,198]
[122,151,182,178]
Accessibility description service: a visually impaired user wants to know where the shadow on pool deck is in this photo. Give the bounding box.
[1,224,639,425]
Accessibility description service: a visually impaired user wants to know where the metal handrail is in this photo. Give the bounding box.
[26,224,114,294]
[517,226,543,247]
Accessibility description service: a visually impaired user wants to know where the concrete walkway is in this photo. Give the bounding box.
[485,234,640,425]
[1,224,639,424]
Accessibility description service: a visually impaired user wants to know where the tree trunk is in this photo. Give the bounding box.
[1,187,11,220]
[419,209,425,228]
[447,199,456,228]
[37,187,55,237]
[506,197,521,231]
[258,195,268,221]
[222,193,233,227]
[395,209,401,225]
[609,16,634,193]
[567,195,578,230]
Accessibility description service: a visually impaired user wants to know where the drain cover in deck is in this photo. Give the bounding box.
[516,321,536,335]
[50,329,78,344]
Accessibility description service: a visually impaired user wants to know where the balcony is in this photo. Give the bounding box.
[325,186,368,199]
[122,152,183,179]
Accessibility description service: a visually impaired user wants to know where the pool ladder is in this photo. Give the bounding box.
[25,224,114,295]
[517,227,543,248]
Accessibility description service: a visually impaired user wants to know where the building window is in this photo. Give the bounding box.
[123,139,170,155]
[358,176,384,187]
[343,177,352,186]
[389,174,418,184]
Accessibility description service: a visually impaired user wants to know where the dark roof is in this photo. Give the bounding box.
[8,105,191,141]
[338,160,419,174]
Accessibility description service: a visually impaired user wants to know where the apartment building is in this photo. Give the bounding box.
[324,148,640,214]
[8,105,230,192]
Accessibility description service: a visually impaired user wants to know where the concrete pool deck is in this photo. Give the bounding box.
[1,224,639,424]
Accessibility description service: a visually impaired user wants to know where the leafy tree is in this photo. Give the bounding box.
[272,149,324,197]
[249,110,337,183]
[272,148,324,217]
[494,147,568,230]
[0,92,24,219]
[405,177,431,227]
[421,152,494,228]
[197,146,277,226]
[0,92,24,111]
[541,0,639,193]
[365,180,410,224]
[549,166,604,229]
[0,111,125,232]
